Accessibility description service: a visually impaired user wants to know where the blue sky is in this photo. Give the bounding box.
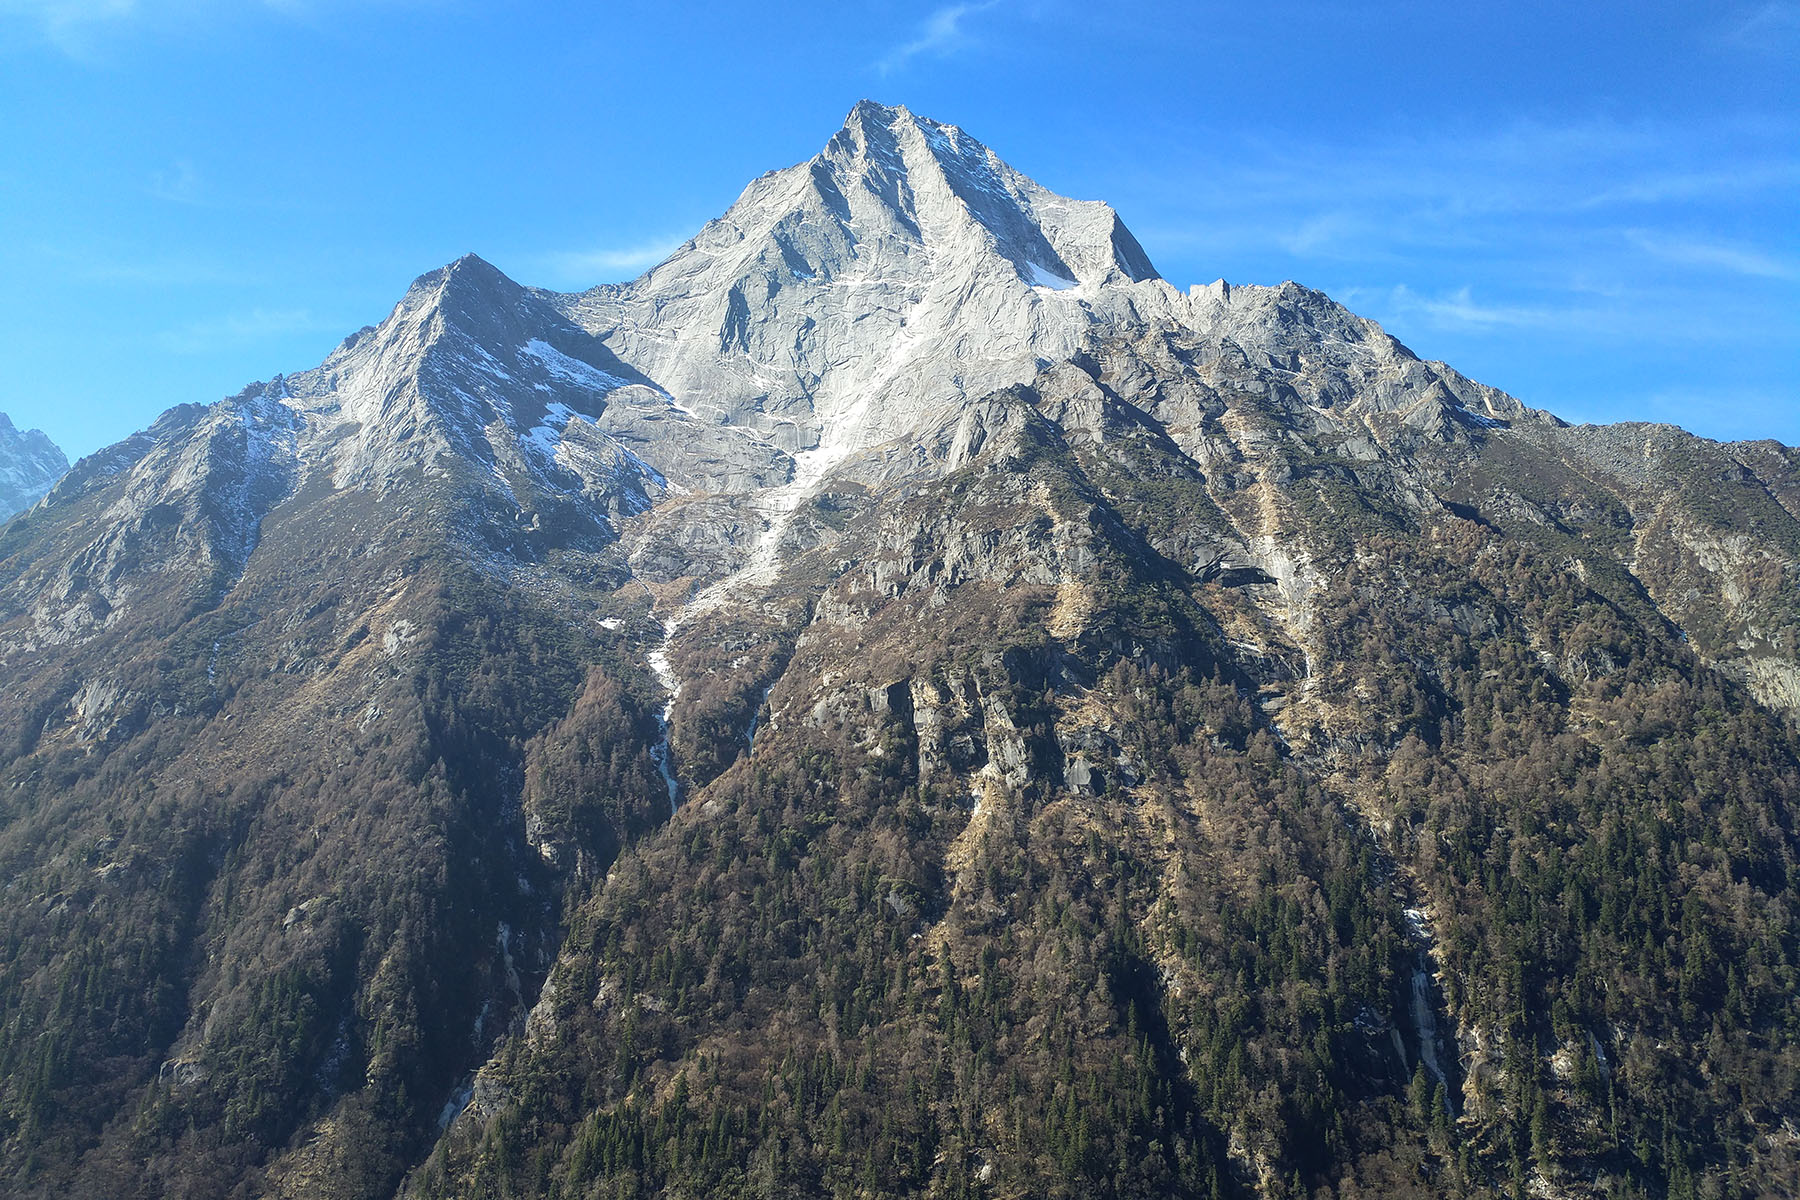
[1,1,1795,459]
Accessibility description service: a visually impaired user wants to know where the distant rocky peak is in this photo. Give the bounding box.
[0,411,68,521]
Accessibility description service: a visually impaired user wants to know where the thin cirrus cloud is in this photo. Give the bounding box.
[147,158,203,204]
[1576,161,1800,208]
[876,1,1000,75]
[1130,116,1797,322]
[23,237,251,287]
[1142,113,1799,387]
[1623,230,1797,280]
[0,0,131,52]
[1721,1,1800,50]
[0,0,135,27]
[1336,278,1782,347]
[1148,120,1798,229]
[1339,284,1563,334]
[528,239,685,288]
[156,307,336,354]
[1641,387,1795,442]
[1,0,215,50]
[0,0,426,52]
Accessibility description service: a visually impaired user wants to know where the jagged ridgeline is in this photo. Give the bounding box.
[0,102,1796,1200]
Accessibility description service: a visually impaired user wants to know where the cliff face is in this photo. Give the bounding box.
[0,102,1795,1200]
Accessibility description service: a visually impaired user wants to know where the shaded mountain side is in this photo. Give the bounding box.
[410,360,1800,1200]
[0,463,679,1199]
[0,100,1793,1200]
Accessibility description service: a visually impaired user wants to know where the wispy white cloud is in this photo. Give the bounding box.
[1369,285,1559,331]
[20,237,252,286]
[877,1,999,74]
[0,0,134,21]
[0,0,136,23]
[1624,229,1797,279]
[1637,386,1800,443]
[1336,280,1785,348]
[1147,119,1798,229]
[148,158,202,204]
[1720,2,1800,51]
[1124,116,1799,365]
[157,307,334,353]
[0,0,429,54]
[0,0,135,53]
[1577,160,1800,208]
[1273,211,1387,259]
[528,238,684,287]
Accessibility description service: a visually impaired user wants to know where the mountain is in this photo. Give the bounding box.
[0,414,66,521]
[0,101,1796,1200]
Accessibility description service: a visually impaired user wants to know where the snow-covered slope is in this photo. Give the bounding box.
[0,413,67,521]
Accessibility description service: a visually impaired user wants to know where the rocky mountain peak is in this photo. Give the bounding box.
[554,102,1180,468]
[284,253,658,498]
[819,99,1160,289]
[407,253,527,325]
